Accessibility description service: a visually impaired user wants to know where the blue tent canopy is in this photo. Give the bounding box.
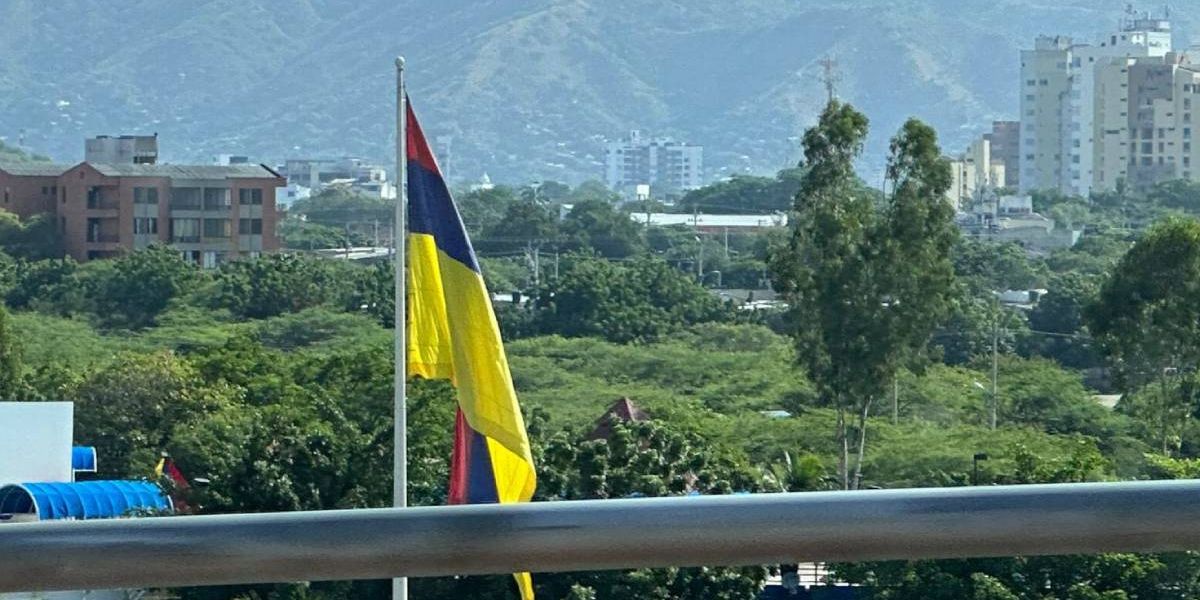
[0,481,172,521]
[72,446,97,473]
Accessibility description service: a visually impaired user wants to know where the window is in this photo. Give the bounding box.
[202,251,220,270]
[203,218,231,238]
[1186,128,1193,139]
[238,218,263,235]
[134,187,158,204]
[238,188,263,205]
[41,186,47,195]
[1142,143,1153,154]
[133,217,158,235]
[1026,79,1037,86]
[171,188,202,210]
[203,188,231,210]
[2,189,7,204]
[171,218,201,242]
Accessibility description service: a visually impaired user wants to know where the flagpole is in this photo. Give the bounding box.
[393,55,409,600]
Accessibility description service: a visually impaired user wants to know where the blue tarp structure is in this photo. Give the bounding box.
[72,446,97,473]
[0,481,171,521]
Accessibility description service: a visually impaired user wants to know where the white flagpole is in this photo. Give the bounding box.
[393,56,409,600]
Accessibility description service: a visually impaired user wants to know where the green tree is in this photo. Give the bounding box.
[771,105,957,489]
[0,210,63,260]
[80,245,202,329]
[538,254,727,343]
[213,253,350,319]
[5,258,79,310]
[1087,217,1200,454]
[73,351,230,478]
[1021,273,1100,369]
[0,305,21,399]
[456,185,519,237]
[291,187,393,227]
[534,419,767,600]
[953,239,1046,293]
[677,168,804,214]
[561,199,646,258]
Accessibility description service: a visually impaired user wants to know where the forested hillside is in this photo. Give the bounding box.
[1,0,1193,182]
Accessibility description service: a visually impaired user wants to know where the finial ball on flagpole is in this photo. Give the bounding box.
[396,56,406,70]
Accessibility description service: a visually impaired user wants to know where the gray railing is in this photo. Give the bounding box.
[2,480,1200,593]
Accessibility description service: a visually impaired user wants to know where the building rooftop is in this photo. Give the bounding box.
[0,480,172,521]
[632,212,788,229]
[0,162,70,177]
[87,163,282,180]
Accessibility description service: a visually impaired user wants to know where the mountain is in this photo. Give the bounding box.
[0,0,1193,185]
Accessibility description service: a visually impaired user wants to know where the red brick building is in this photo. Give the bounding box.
[0,161,284,265]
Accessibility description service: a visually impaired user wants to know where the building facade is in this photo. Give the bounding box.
[84,134,158,165]
[984,121,1021,188]
[947,137,1006,210]
[1096,52,1200,192]
[0,162,283,265]
[1019,16,1173,195]
[604,131,703,198]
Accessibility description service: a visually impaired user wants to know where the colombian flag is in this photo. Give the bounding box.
[405,99,537,600]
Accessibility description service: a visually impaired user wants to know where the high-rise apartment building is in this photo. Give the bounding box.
[1019,14,1173,195]
[983,121,1021,189]
[1020,35,1073,194]
[0,144,284,266]
[604,131,703,198]
[1094,52,1200,192]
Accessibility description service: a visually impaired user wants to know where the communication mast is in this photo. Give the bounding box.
[818,55,841,104]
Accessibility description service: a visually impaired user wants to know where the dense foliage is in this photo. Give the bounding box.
[11,100,1200,599]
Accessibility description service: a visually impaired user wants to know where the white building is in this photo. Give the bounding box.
[1094,51,1200,193]
[631,212,787,232]
[947,137,1006,210]
[605,131,703,198]
[1020,13,1173,196]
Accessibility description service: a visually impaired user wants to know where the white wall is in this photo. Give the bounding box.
[0,402,74,485]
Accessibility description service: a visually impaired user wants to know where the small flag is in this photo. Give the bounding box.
[404,98,537,600]
[155,454,191,512]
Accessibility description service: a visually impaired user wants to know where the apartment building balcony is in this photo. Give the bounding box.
[85,187,120,211]
[86,234,120,244]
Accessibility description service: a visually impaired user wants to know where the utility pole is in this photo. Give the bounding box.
[819,55,841,104]
[693,204,704,283]
[723,227,730,259]
[991,295,1000,431]
[893,378,899,425]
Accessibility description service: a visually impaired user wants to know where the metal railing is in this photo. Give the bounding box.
[3,480,1200,593]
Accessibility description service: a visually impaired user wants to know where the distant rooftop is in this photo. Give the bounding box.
[632,212,788,229]
[1,161,282,180]
[0,162,69,177]
[88,163,281,179]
